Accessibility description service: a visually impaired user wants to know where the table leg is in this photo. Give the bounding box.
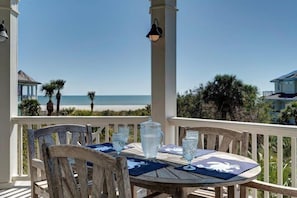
[215,187,223,198]
[131,184,136,198]
[172,187,190,198]
[227,186,235,198]
[240,185,247,197]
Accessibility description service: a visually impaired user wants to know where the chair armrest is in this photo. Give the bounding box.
[242,179,297,196]
[32,158,45,171]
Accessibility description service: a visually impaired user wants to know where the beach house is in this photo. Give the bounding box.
[265,70,297,113]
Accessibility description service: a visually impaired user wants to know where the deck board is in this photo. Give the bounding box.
[0,181,31,198]
[0,181,159,198]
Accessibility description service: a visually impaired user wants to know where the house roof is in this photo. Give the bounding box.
[270,70,297,82]
[265,92,297,101]
[18,70,41,85]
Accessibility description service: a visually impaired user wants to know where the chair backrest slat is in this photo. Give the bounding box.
[179,126,249,197]
[42,144,132,198]
[27,124,92,198]
[219,136,234,152]
[91,165,105,197]
[206,134,217,150]
[28,124,92,161]
[75,159,89,197]
[59,157,79,197]
[180,126,248,156]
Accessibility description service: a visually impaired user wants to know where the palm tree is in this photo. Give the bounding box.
[51,79,66,115]
[41,83,56,116]
[203,74,244,120]
[87,91,95,113]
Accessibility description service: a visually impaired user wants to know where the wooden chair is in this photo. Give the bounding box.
[241,179,297,197]
[27,124,92,198]
[179,126,249,198]
[42,144,132,198]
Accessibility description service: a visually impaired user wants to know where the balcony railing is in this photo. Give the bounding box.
[11,116,150,180]
[10,115,297,197]
[169,117,297,198]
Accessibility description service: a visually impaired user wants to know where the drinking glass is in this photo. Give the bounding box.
[186,130,199,146]
[112,133,125,155]
[182,138,197,170]
[118,126,129,144]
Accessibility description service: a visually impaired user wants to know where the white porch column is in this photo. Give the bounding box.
[0,0,19,187]
[150,0,177,144]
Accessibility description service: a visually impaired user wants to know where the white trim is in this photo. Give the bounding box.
[150,4,178,11]
[0,6,19,16]
[0,6,10,11]
[149,4,178,14]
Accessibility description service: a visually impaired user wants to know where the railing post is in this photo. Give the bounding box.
[292,138,297,188]
[17,124,23,176]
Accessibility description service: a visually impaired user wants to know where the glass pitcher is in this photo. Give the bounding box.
[140,120,164,158]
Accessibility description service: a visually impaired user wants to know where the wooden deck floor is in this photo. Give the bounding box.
[0,181,154,198]
[0,181,31,198]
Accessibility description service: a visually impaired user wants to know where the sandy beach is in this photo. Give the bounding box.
[40,105,147,112]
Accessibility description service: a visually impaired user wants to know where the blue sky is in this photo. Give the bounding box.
[19,1,297,96]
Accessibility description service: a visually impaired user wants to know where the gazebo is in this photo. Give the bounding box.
[18,70,41,102]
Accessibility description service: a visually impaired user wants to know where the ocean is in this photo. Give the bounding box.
[37,95,151,106]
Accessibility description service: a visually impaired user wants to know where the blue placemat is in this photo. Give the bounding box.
[86,143,133,153]
[176,156,259,180]
[86,143,115,153]
[159,144,215,157]
[127,157,168,176]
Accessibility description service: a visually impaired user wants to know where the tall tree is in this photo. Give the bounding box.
[203,74,244,120]
[242,85,258,111]
[41,83,56,116]
[253,97,272,123]
[51,79,66,115]
[177,85,205,118]
[87,91,95,113]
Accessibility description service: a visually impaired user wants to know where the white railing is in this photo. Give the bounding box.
[169,117,297,198]
[11,115,297,197]
[11,116,150,180]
